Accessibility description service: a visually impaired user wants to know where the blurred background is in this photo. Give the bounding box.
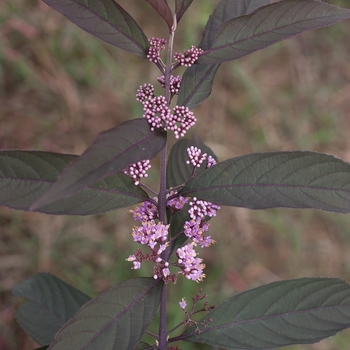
[1,0,350,349]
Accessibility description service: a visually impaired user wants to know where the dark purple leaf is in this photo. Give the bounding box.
[200,0,271,51]
[167,204,191,250]
[198,0,350,64]
[180,278,350,349]
[12,273,91,346]
[177,63,219,109]
[181,151,350,213]
[175,0,194,22]
[146,0,173,30]
[43,0,149,57]
[48,278,163,350]
[178,0,270,109]
[31,119,166,210]
[0,151,149,215]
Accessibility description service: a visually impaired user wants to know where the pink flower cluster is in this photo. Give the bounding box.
[127,201,172,281]
[147,37,167,62]
[188,198,220,220]
[132,220,168,252]
[136,83,154,103]
[186,146,207,167]
[206,155,216,168]
[157,75,182,96]
[185,147,220,246]
[136,84,196,138]
[176,242,205,282]
[172,106,197,139]
[123,159,151,185]
[125,147,221,284]
[147,37,202,68]
[167,192,188,211]
[130,201,158,221]
[186,146,217,168]
[183,197,220,248]
[174,46,204,67]
[127,193,214,283]
[142,95,172,131]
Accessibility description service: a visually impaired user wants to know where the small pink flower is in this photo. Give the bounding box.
[130,201,158,222]
[147,37,167,62]
[179,297,187,310]
[136,83,155,102]
[174,46,204,67]
[176,242,206,282]
[171,106,196,139]
[157,75,182,95]
[123,159,151,185]
[167,193,189,211]
[206,155,217,168]
[186,146,207,167]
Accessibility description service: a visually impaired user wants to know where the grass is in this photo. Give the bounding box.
[1,0,350,349]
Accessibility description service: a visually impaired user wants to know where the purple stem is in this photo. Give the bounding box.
[157,15,176,350]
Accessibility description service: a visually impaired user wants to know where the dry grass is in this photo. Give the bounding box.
[1,0,350,349]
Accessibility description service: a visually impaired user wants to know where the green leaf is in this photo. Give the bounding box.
[180,278,350,349]
[198,0,350,64]
[175,0,194,22]
[167,136,217,188]
[43,0,149,57]
[0,151,149,215]
[32,119,166,210]
[181,151,350,213]
[12,273,91,346]
[48,278,163,350]
[178,0,270,109]
[146,0,173,29]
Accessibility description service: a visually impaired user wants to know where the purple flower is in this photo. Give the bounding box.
[176,243,206,282]
[126,255,142,270]
[132,220,169,248]
[183,218,215,248]
[130,201,158,222]
[162,267,170,277]
[167,193,189,211]
[179,297,187,310]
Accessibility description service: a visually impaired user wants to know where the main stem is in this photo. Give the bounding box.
[157,18,176,350]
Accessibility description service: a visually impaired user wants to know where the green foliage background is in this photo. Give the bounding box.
[1,1,350,349]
